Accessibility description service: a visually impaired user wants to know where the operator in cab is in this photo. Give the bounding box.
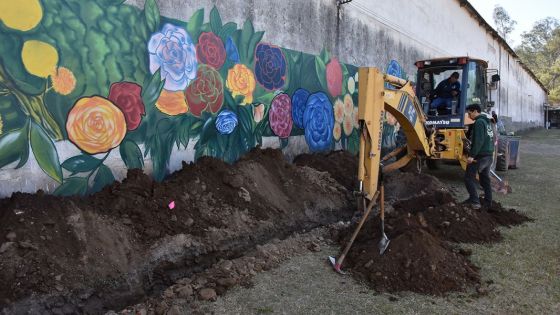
[430,72,461,115]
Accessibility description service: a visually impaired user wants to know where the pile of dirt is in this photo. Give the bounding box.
[0,148,354,314]
[383,171,450,202]
[293,150,358,191]
[339,187,531,295]
[392,192,502,243]
[344,225,480,294]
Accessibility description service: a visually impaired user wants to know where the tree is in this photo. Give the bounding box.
[516,18,560,103]
[493,5,517,41]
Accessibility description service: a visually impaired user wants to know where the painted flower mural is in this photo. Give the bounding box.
[0,0,43,31]
[333,123,342,141]
[66,96,127,154]
[215,110,238,135]
[148,23,197,91]
[156,90,188,116]
[254,43,287,90]
[334,98,345,124]
[291,88,310,129]
[387,60,402,78]
[385,60,405,90]
[226,64,256,105]
[0,2,361,196]
[21,40,58,78]
[269,93,293,139]
[343,113,354,136]
[303,92,334,152]
[226,37,240,63]
[343,94,354,118]
[186,65,224,116]
[196,32,226,70]
[108,82,145,131]
[326,58,342,97]
[353,106,359,128]
[51,67,76,96]
[347,76,356,95]
[253,104,265,123]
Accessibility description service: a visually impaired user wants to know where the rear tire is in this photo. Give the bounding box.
[496,138,509,171]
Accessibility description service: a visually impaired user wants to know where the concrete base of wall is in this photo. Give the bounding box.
[0,136,318,198]
[501,116,542,133]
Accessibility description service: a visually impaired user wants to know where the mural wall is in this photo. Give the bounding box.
[0,0,381,196]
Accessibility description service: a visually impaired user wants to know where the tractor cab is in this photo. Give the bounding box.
[415,57,496,129]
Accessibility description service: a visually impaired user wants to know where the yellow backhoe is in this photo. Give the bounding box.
[329,58,509,273]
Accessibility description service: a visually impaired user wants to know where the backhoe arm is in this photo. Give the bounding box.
[357,68,434,199]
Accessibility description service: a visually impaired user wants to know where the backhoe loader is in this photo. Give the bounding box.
[329,57,508,273]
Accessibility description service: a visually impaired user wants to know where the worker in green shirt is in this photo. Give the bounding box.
[463,104,494,209]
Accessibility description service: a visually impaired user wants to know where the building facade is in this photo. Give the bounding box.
[0,0,547,197]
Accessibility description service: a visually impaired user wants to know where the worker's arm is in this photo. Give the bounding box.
[469,120,484,158]
[432,80,445,98]
[451,82,460,97]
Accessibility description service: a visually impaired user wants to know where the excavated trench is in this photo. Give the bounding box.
[0,149,531,314]
[0,149,354,314]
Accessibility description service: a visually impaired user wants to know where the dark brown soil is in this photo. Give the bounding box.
[486,202,533,226]
[0,148,354,314]
[339,182,531,295]
[293,150,358,191]
[344,223,481,295]
[383,171,451,202]
[258,152,529,296]
[392,192,501,243]
[0,149,534,313]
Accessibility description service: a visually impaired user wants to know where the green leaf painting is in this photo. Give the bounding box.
[30,121,62,183]
[53,177,88,197]
[61,155,101,175]
[144,0,161,34]
[120,139,144,169]
[90,165,116,194]
[0,120,29,169]
[315,56,328,92]
[141,69,165,109]
[187,9,204,42]
[0,1,371,196]
[210,6,223,34]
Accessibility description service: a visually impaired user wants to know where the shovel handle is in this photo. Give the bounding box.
[380,184,385,221]
[334,191,380,271]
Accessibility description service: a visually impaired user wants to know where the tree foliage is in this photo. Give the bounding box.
[516,18,560,103]
[493,5,517,41]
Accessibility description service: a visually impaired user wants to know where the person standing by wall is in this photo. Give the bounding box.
[463,104,494,209]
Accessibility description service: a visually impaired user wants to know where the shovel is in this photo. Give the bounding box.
[329,191,379,274]
[378,184,390,255]
[490,170,512,194]
[471,159,512,195]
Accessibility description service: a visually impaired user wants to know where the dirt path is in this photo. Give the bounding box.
[199,129,560,314]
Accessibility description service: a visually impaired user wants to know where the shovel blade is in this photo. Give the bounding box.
[378,234,390,255]
[491,176,512,194]
[328,256,345,274]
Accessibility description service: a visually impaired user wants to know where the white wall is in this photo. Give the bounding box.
[342,0,546,129]
[126,0,546,129]
[1,0,547,197]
